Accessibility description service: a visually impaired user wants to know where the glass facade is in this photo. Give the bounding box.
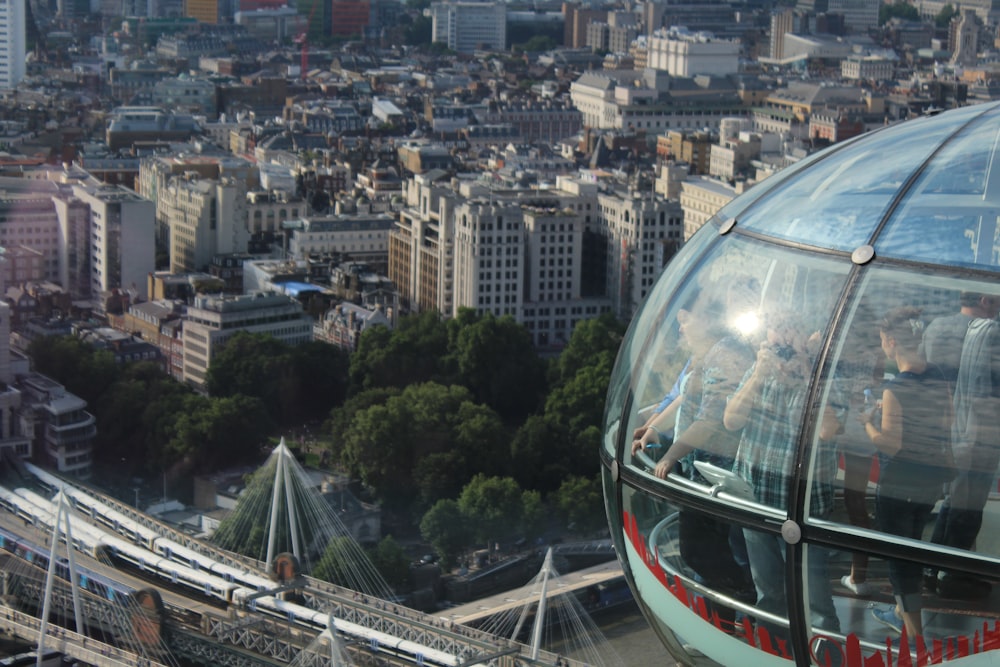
[603,103,1000,666]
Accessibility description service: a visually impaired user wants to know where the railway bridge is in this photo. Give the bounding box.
[0,456,617,667]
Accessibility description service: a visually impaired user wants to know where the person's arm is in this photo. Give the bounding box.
[862,387,902,456]
[632,397,682,456]
[818,403,842,441]
[724,361,765,432]
[653,419,726,479]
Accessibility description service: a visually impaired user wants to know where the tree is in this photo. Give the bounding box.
[167,394,273,471]
[27,335,119,405]
[553,475,607,536]
[205,332,293,422]
[314,536,361,585]
[521,489,545,540]
[451,402,509,478]
[326,387,400,458]
[414,450,469,507]
[288,341,350,424]
[420,499,470,570]
[93,361,193,471]
[446,310,547,421]
[368,536,411,590]
[550,312,624,387]
[509,415,560,490]
[544,357,615,443]
[348,311,450,393]
[338,382,476,511]
[458,475,525,545]
[935,3,957,27]
[879,0,919,24]
[517,35,557,53]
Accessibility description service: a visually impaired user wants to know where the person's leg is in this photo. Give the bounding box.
[806,543,841,634]
[896,500,933,637]
[679,509,746,632]
[743,528,792,656]
[842,452,873,585]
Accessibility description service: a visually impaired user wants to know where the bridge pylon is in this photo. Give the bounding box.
[266,438,302,567]
[37,489,85,661]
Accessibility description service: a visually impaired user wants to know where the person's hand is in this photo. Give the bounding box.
[654,459,673,479]
[856,401,881,426]
[631,426,659,455]
[755,341,781,376]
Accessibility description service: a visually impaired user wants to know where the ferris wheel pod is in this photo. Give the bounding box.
[131,587,165,646]
[270,552,301,583]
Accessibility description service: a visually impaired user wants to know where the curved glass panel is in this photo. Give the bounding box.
[811,267,1000,566]
[620,234,850,515]
[603,222,719,458]
[736,106,989,250]
[799,544,998,666]
[877,106,1000,268]
[620,485,789,665]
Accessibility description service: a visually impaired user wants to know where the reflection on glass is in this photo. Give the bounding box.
[602,223,719,457]
[808,544,1000,666]
[876,213,1000,269]
[810,268,1000,652]
[735,108,985,250]
[620,486,785,664]
[624,236,849,490]
[877,108,1000,268]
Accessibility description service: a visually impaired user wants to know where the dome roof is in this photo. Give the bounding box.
[603,102,1000,667]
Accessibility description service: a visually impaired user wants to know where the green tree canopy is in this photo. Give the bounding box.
[419,499,470,569]
[206,333,347,427]
[27,335,120,405]
[509,415,559,491]
[314,536,361,585]
[936,3,957,27]
[458,474,525,545]
[550,312,624,387]
[167,394,274,470]
[348,311,450,393]
[93,361,195,472]
[446,310,547,421]
[879,0,919,23]
[337,382,490,512]
[287,341,350,424]
[368,536,411,590]
[553,475,606,536]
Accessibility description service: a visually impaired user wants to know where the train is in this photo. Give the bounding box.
[0,523,134,603]
[20,465,276,593]
[0,482,472,667]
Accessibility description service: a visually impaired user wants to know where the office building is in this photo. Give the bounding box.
[162,174,250,274]
[71,183,156,304]
[646,27,741,77]
[430,0,506,54]
[0,0,26,90]
[181,292,312,389]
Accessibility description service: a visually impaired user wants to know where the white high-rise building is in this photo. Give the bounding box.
[647,27,740,77]
[430,0,506,54]
[0,0,25,90]
[71,183,156,302]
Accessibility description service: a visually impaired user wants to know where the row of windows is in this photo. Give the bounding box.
[524,305,598,317]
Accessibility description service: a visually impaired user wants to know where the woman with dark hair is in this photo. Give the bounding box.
[863,306,954,640]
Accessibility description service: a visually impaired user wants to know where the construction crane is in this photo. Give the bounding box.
[294,0,320,81]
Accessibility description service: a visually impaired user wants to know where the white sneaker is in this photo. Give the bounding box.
[841,574,874,596]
